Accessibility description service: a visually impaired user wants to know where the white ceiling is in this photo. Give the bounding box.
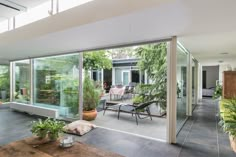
[0,0,49,21]
[0,0,236,66]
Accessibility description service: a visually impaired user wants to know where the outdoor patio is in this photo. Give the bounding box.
[93,110,167,141]
[93,92,166,140]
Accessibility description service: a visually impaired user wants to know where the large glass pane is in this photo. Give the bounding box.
[192,60,197,109]
[0,65,10,102]
[34,54,80,118]
[15,1,51,28]
[0,20,8,33]
[82,42,168,141]
[14,60,30,103]
[176,47,188,131]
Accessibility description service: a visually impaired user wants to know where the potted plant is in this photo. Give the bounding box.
[219,99,236,153]
[47,119,65,141]
[31,119,49,139]
[83,72,100,121]
[31,118,65,141]
[213,84,222,100]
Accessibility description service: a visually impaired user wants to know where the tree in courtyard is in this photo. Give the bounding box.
[135,43,167,110]
[83,50,112,70]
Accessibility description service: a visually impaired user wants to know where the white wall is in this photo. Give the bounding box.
[202,66,219,88]
[219,63,236,83]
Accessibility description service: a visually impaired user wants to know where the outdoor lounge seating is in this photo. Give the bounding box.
[103,101,156,125]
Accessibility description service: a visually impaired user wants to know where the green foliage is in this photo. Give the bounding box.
[213,84,222,99]
[219,99,236,138]
[132,95,144,104]
[31,119,48,139]
[0,65,10,100]
[31,118,65,140]
[46,119,65,141]
[83,51,112,70]
[83,72,100,111]
[136,43,167,110]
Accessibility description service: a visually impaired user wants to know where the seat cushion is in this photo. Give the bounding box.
[63,120,96,136]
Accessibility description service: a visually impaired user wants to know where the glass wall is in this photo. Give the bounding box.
[192,59,197,109]
[0,65,10,101]
[33,54,80,118]
[14,60,30,103]
[176,46,188,131]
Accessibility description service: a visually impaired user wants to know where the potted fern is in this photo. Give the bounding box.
[31,118,65,141]
[83,72,100,121]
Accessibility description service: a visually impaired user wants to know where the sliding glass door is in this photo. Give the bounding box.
[13,60,30,104]
[176,46,188,132]
[33,54,80,118]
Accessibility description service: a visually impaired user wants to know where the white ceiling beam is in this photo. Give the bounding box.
[0,0,27,12]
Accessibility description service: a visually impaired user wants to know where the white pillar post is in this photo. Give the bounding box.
[79,53,83,120]
[194,61,199,105]
[198,64,203,102]
[167,36,177,143]
[187,54,192,116]
[10,62,14,102]
[30,59,34,105]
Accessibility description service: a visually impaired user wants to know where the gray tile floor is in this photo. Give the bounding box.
[0,99,235,157]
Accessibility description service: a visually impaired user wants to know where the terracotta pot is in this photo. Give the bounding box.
[229,135,236,153]
[83,109,97,121]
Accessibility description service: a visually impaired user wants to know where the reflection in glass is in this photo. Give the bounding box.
[0,65,10,101]
[14,60,30,103]
[34,54,80,118]
[192,60,197,109]
[176,47,188,132]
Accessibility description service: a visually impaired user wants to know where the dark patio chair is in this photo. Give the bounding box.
[118,101,156,125]
[103,100,156,125]
[96,99,106,112]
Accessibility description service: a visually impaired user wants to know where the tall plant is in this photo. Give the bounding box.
[136,43,167,110]
[83,72,100,111]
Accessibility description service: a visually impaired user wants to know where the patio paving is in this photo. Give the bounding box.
[92,110,167,141]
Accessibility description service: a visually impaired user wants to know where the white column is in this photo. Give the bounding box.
[198,64,203,101]
[10,62,14,102]
[187,54,192,116]
[194,61,199,104]
[8,17,14,31]
[112,68,115,85]
[79,53,83,119]
[30,59,34,105]
[167,36,177,144]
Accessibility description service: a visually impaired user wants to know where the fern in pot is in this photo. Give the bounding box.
[31,119,49,139]
[31,118,65,141]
